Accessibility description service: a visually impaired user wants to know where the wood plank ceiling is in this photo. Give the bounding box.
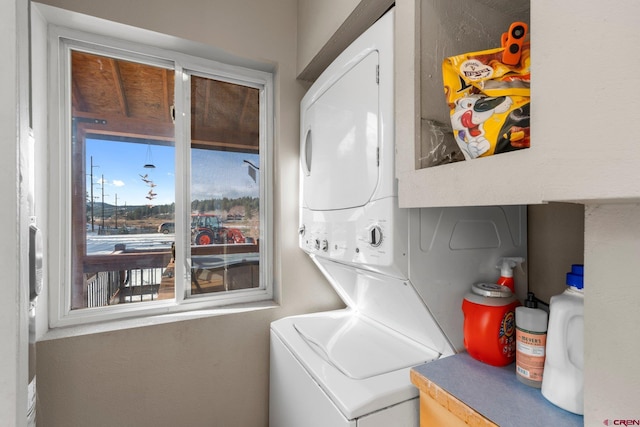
[71,50,259,153]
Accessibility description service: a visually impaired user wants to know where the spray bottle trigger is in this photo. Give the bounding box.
[496,257,525,293]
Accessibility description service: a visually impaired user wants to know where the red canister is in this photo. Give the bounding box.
[462,282,520,366]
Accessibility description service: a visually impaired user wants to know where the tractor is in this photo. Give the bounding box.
[191,213,246,245]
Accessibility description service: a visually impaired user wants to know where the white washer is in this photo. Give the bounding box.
[270,8,527,426]
[270,310,426,427]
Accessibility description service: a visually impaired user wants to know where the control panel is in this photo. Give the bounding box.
[299,198,405,275]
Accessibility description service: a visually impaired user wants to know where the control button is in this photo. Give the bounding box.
[321,240,329,252]
[314,239,320,251]
[369,225,383,247]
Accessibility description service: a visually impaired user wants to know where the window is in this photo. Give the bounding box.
[49,27,273,327]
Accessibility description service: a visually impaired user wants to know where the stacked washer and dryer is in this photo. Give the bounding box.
[270,8,527,427]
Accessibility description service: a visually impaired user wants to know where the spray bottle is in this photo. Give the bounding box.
[496,257,525,293]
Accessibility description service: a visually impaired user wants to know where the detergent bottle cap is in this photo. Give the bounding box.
[566,264,584,290]
[472,282,513,298]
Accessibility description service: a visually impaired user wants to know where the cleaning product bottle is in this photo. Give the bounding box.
[462,282,520,366]
[541,264,584,415]
[515,292,548,388]
[496,257,524,293]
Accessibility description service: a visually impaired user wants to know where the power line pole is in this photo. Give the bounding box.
[100,174,109,233]
[115,193,118,229]
[89,156,100,232]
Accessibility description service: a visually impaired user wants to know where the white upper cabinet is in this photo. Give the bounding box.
[395,0,640,207]
[531,0,640,204]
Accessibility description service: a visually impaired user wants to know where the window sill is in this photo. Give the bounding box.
[39,300,278,341]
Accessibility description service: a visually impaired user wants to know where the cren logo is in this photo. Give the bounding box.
[604,420,640,426]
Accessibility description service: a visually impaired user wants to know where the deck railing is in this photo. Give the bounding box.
[86,270,121,308]
[86,268,164,308]
[82,242,260,308]
[83,246,172,308]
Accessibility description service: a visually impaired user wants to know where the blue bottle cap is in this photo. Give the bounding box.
[566,272,584,289]
[571,264,584,275]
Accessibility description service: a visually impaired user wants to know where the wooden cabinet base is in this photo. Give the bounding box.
[411,369,497,427]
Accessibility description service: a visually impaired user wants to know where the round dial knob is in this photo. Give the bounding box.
[369,225,383,247]
[321,240,329,252]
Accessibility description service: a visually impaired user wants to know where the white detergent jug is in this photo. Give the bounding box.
[541,264,584,415]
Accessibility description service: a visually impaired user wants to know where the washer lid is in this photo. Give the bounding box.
[293,312,437,380]
[271,309,440,420]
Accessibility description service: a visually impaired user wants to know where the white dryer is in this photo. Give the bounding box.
[270,8,527,427]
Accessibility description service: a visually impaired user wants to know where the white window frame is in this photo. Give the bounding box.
[48,24,274,328]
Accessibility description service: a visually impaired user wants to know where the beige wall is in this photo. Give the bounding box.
[528,203,584,303]
[296,0,360,75]
[33,1,343,426]
[296,0,393,81]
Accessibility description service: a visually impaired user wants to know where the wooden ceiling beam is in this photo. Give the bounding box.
[71,78,88,112]
[191,139,259,153]
[73,111,258,153]
[204,78,212,125]
[109,58,130,117]
[74,111,174,142]
[191,126,258,149]
[238,91,252,129]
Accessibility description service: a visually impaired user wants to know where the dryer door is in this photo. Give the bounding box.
[301,51,379,211]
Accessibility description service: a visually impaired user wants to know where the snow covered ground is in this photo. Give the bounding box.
[86,232,174,255]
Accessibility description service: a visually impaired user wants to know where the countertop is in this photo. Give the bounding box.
[411,352,583,427]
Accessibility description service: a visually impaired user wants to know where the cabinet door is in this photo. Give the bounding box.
[534,0,640,202]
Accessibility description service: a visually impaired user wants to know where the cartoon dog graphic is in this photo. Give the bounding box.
[450,94,513,159]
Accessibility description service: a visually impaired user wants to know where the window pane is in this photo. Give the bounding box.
[189,75,260,295]
[70,50,175,309]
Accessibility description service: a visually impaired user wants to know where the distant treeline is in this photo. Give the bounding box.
[87,197,259,220]
[191,196,259,219]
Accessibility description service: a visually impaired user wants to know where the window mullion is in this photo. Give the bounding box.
[173,64,190,303]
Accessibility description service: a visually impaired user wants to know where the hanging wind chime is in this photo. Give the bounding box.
[144,142,156,169]
[141,142,157,207]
